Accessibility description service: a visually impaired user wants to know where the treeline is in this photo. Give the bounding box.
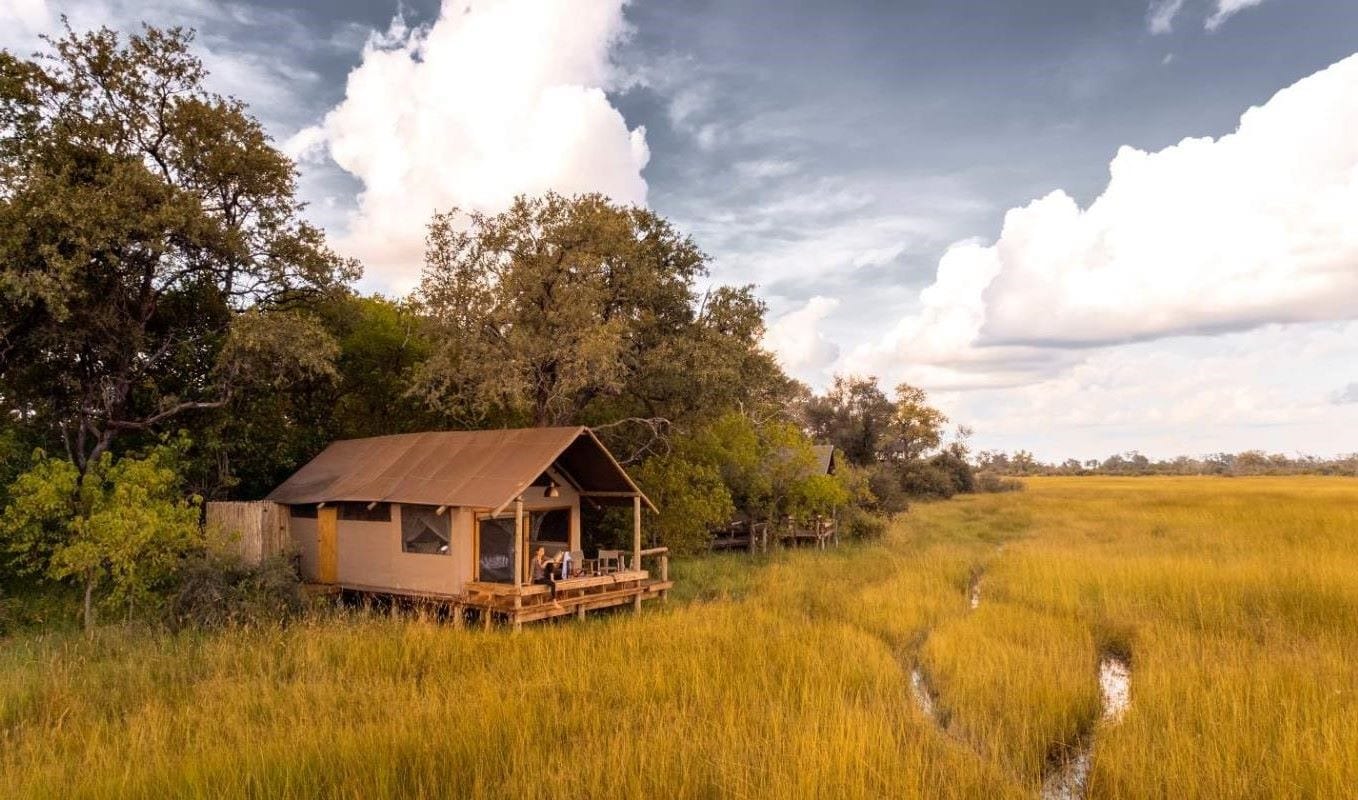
[977,450,1358,477]
[0,25,987,633]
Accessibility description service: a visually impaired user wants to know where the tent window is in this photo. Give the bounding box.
[338,502,391,522]
[290,505,318,519]
[530,508,570,543]
[401,505,450,555]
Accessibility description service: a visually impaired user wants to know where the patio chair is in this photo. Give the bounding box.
[597,549,622,573]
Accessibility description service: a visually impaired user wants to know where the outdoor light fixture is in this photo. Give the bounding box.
[545,479,560,498]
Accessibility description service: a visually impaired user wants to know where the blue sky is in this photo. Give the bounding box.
[3,0,1356,461]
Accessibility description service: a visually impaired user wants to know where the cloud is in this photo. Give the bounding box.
[1335,383,1358,405]
[1147,0,1272,34]
[292,0,650,292]
[1146,0,1186,34]
[762,296,842,382]
[945,321,1358,461]
[1206,0,1270,31]
[853,53,1358,387]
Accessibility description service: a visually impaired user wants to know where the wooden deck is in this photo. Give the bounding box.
[313,548,673,631]
[463,568,672,630]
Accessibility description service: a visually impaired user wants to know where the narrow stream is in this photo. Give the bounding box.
[1039,655,1132,800]
[910,667,939,721]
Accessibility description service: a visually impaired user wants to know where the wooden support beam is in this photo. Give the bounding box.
[582,490,642,498]
[514,496,524,590]
[632,495,642,575]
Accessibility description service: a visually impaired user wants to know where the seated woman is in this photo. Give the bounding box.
[531,546,562,605]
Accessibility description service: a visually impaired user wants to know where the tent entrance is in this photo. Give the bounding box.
[476,515,516,583]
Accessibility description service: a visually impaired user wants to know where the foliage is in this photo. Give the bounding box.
[0,25,352,473]
[0,440,203,629]
[190,292,440,499]
[838,505,889,541]
[415,193,702,426]
[801,375,894,466]
[975,471,1025,493]
[977,448,1358,478]
[414,193,794,430]
[167,551,303,630]
[632,454,734,555]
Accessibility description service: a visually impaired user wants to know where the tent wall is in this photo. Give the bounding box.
[334,505,468,595]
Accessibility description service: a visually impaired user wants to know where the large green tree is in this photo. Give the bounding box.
[0,25,353,474]
[800,376,894,466]
[413,193,793,434]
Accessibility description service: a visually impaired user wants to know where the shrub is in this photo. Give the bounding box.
[929,451,976,494]
[168,551,304,630]
[975,471,1024,493]
[898,459,958,499]
[839,506,889,541]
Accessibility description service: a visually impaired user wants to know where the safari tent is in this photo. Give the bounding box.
[812,444,838,477]
[266,426,670,628]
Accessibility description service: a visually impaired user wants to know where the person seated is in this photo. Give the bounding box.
[532,546,563,605]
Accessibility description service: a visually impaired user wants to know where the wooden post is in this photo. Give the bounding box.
[513,496,524,590]
[632,495,642,573]
[633,495,644,612]
[660,553,669,602]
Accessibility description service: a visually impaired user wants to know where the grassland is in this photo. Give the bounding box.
[1,477,1354,798]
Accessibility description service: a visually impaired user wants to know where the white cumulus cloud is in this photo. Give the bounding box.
[854,53,1358,388]
[291,0,651,291]
[762,296,842,382]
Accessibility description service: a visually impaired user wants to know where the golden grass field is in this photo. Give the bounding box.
[1,476,1355,799]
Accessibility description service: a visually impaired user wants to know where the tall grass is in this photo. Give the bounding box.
[1,476,1354,798]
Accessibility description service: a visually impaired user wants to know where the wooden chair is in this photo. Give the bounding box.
[597,549,622,573]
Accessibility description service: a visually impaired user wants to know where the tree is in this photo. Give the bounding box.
[633,453,733,554]
[0,440,202,632]
[415,193,712,427]
[188,292,438,500]
[881,383,948,463]
[800,375,894,466]
[0,25,353,475]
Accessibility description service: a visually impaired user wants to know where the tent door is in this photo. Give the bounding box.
[317,506,338,583]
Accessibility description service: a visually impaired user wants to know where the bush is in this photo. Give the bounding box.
[929,451,976,494]
[975,471,1024,493]
[866,464,910,514]
[839,506,889,541]
[898,460,958,499]
[168,551,304,630]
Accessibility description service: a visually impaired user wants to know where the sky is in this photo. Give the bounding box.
[2,0,1357,461]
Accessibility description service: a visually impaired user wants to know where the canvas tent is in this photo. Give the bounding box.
[267,426,654,599]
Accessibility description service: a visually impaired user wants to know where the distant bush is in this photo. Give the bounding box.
[168,551,304,630]
[975,472,1024,493]
[898,459,959,499]
[839,506,889,541]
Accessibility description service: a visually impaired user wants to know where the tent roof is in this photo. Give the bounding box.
[266,426,654,512]
[812,445,837,476]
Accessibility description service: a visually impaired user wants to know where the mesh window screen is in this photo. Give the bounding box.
[401,505,450,555]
